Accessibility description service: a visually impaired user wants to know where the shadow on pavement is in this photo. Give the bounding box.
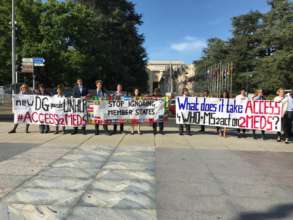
[237,203,293,220]
[0,143,37,162]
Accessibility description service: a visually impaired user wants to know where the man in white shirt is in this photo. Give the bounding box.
[236,88,248,138]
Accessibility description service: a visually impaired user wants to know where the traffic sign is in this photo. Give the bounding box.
[33,57,45,64]
[22,58,33,63]
[33,63,45,67]
[21,63,34,73]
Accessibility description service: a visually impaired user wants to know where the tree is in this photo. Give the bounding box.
[0,0,148,91]
[193,0,293,94]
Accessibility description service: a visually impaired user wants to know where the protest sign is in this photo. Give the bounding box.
[176,96,282,132]
[12,95,87,126]
[88,97,166,124]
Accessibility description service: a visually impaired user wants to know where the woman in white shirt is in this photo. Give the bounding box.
[274,88,289,143]
[235,88,248,138]
[54,85,66,134]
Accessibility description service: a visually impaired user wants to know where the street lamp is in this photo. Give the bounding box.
[11,0,16,93]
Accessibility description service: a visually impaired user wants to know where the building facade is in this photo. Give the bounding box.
[147,61,196,96]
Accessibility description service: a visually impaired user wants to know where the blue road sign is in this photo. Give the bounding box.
[33,57,45,64]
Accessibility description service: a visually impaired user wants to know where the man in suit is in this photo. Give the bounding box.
[94,80,111,135]
[71,78,89,135]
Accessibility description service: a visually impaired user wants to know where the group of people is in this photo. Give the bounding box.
[178,87,292,144]
[8,79,293,144]
[8,79,165,136]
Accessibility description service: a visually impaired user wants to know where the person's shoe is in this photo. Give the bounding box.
[131,131,134,135]
[237,133,242,138]
[187,132,192,136]
[82,129,86,135]
[45,130,49,134]
[138,131,143,135]
[107,132,112,136]
[8,129,16,134]
[71,130,77,135]
[95,131,99,135]
[179,132,183,136]
[277,136,281,142]
[253,135,257,140]
[285,138,289,144]
[54,131,59,135]
[159,131,165,135]
[40,130,44,134]
[153,131,157,135]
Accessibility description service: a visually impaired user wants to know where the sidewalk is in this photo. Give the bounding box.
[0,122,292,220]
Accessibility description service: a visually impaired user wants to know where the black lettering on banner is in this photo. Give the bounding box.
[42,97,49,111]
[35,96,42,110]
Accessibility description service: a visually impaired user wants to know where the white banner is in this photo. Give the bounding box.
[88,97,165,124]
[176,96,282,132]
[12,95,87,126]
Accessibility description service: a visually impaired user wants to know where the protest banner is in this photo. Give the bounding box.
[176,96,282,132]
[12,95,87,126]
[87,97,166,125]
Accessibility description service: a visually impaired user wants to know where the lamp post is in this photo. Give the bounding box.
[11,0,16,93]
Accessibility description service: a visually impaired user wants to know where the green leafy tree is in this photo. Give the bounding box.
[0,0,148,91]
[194,0,293,95]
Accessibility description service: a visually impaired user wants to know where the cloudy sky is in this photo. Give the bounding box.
[131,0,270,64]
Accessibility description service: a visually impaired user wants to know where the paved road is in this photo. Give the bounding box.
[0,122,292,220]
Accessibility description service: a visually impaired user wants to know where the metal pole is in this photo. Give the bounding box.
[11,0,16,93]
[32,67,36,91]
[170,64,173,94]
[230,63,233,96]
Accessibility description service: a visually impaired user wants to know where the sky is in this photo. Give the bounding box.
[131,0,270,64]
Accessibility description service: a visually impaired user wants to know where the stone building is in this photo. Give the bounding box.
[147,61,196,96]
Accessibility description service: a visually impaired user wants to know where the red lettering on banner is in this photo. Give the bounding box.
[274,102,281,115]
[24,112,32,123]
[32,112,38,123]
[266,116,273,131]
[245,101,253,114]
[238,117,246,128]
[245,100,281,115]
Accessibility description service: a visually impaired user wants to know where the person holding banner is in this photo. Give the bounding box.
[71,78,89,135]
[252,89,266,140]
[275,88,289,143]
[131,88,142,135]
[287,91,293,139]
[179,88,191,136]
[8,84,31,134]
[94,80,111,136]
[36,83,50,134]
[152,88,164,135]
[199,89,210,133]
[54,84,66,134]
[112,84,125,134]
[236,88,248,138]
[218,90,230,137]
